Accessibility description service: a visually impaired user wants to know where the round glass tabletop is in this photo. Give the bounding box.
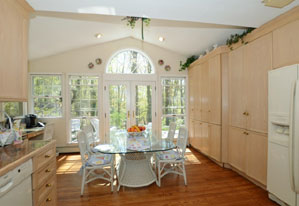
[93,132,176,154]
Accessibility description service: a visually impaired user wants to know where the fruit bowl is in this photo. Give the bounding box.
[127,131,145,136]
[127,125,146,136]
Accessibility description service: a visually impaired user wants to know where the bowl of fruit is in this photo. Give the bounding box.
[127,125,146,136]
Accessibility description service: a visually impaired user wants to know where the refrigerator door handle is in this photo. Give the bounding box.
[289,80,296,192]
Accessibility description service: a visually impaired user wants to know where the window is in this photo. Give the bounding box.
[1,102,25,117]
[161,78,187,138]
[31,75,62,118]
[107,49,154,74]
[69,75,99,143]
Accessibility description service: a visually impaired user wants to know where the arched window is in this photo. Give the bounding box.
[107,49,154,74]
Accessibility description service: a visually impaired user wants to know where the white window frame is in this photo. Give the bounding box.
[67,74,101,144]
[159,75,188,138]
[30,73,64,118]
[106,48,155,74]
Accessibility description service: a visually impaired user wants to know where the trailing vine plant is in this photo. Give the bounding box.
[179,55,198,71]
[122,16,151,40]
[226,28,255,50]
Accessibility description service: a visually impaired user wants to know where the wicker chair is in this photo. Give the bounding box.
[156,126,188,187]
[77,131,114,195]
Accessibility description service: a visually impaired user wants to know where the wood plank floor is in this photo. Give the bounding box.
[56,148,278,206]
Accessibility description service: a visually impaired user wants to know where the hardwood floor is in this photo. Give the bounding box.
[56,148,278,206]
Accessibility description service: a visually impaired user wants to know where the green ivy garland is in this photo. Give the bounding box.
[122,16,151,40]
[179,55,199,71]
[226,28,255,50]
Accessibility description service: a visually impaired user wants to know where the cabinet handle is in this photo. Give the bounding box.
[45,155,51,158]
[45,169,51,173]
[246,112,249,116]
[46,183,52,187]
[243,112,246,115]
[46,198,52,202]
[243,131,249,135]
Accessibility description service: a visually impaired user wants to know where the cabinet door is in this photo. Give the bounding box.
[209,124,221,162]
[244,33,272,133]
[0,1,29,101]
[189,119,195,145]
[246,132,268,185]
[201,62,210,122]
[209,55,221,125]
[273,20,299,69]
[194,65,201,120]
[228,47,247,128]
[201,122,210,155]
[188,67,195,119]
[228,127,247,172]
[192,121,202,150]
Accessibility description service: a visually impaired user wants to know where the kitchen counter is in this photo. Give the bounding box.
[0,140,56,176]
[21,127,44,140]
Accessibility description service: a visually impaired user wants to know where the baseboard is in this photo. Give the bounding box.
[56,146,79,153]
[189,145,224,167]
[229,165,267,190]
[268,193,288,206]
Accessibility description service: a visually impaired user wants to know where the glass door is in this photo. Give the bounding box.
[105,81,130,139]
[131,82,156,135]
[104,81,156,140]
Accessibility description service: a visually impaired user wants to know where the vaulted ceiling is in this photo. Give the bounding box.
[26,0,299,60]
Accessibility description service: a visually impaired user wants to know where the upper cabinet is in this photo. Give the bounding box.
[244,33,272,133]
[273,20,299,69]
[228,47,247,129]
[229,33,272,133]
[0,0,33,102]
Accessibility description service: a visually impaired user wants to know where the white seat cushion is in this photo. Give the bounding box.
[157,150,181,160]
[86,154,112,166]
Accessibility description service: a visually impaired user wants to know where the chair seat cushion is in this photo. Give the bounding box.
[87,154,112,166]
[157,150,181,160]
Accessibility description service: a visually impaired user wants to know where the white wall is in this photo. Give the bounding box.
[29,37,187,150]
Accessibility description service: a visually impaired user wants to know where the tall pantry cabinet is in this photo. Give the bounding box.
[228,33,272,185]
[188,47,229,163]
[0,0,33,101]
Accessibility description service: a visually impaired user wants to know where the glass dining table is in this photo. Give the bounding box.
[94,131,176,190]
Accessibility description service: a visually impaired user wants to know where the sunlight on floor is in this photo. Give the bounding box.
[184,148,202,165]
[57,154,82,175]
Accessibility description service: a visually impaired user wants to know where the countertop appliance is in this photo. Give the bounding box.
[0,159,33,206]
[268,64,299,206]
[25,114,37,128]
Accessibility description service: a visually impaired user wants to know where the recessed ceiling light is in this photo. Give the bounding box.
[95,33,102,39]
[159,36,165,42]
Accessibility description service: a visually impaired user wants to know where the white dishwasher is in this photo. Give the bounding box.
[0,159,33,206]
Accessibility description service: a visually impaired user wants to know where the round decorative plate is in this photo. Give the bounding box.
[88,62,94,69]
[158,59,164,66]
[164,65,171,71]
[95,58,102,65]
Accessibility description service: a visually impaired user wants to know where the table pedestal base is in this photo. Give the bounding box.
[117,153,157,191]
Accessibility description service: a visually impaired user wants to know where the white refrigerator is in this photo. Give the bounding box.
[268,64,299,206]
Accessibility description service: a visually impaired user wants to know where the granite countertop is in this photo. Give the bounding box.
[0,140,55,176]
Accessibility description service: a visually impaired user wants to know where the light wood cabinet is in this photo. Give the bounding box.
[209,55,221,125]
[244,33,272,134]
[194,65,202,120]
[228,127,247,172]
[273,20,299,69]
[188,67,195,120]
[228,47,247,129]
[32,142,57,206]
[201,62,210,122]
[201,122,209,155]
[192,121,202,150]
[246,131,268,185]
[209,124,221,162]
[0,0,33,101]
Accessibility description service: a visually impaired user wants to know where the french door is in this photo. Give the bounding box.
[104,81,156,140]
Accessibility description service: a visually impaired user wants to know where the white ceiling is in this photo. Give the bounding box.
[26,0,299,60]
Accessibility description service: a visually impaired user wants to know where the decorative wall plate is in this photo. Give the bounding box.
[158,59,164,66]
[164,65,171,71]
[95,58,102,65]
[88,62,94,69]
